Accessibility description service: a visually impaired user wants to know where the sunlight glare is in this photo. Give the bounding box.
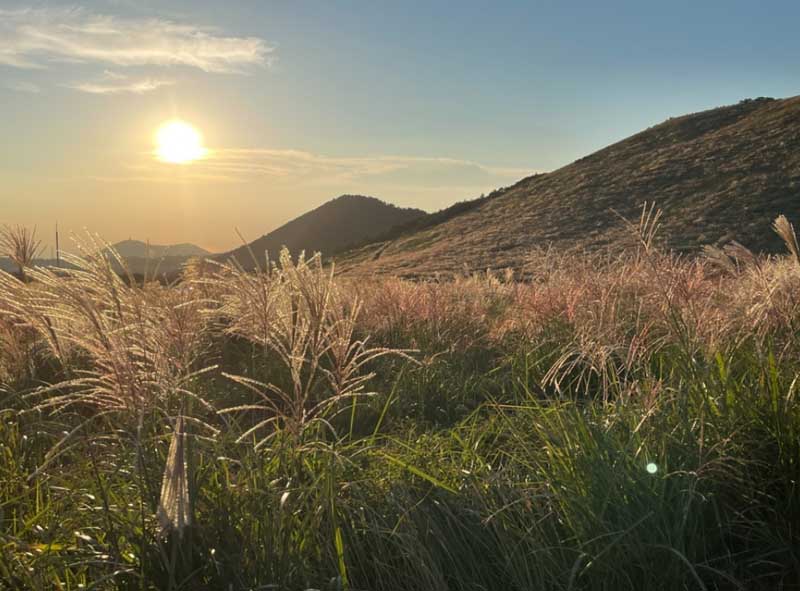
[155,120,207,164]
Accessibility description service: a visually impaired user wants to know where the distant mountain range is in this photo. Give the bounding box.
[110,240,210,259]
[99,240,209,276]
[2,197,424,277]
[336,96,800,276]
[91,196,424,276]
[221,195,426,269]
[0,257,61,274]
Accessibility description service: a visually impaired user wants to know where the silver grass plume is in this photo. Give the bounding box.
[773,215,800,266]
[703,245,737,275]
[723,240,759,270]
[157,415,191,537]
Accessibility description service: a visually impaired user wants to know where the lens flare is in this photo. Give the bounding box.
[646,462,658,474]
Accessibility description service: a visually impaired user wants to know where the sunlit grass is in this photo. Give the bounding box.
[0,213,799,589]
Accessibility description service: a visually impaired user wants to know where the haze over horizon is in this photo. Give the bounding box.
[2,0,799,252]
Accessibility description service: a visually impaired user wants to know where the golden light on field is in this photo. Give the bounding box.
[155,120,207,164]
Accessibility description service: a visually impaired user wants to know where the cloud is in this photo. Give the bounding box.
[67,71,174,94]
[193,149,535,188]
[0,7,272,73]
[4,80,40,93]
[87,148,537,196]
[102,69,127,80]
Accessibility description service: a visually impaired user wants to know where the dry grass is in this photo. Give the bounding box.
[2,213,799,428]
[0,213,799,589]
[210,250,404,443]
[0,236,214,419]
[354,225,800,400]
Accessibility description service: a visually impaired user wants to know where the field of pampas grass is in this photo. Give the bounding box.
[1,215,799,590]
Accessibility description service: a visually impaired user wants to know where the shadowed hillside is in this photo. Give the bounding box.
[222,194,426,268]
[338,96,800,276]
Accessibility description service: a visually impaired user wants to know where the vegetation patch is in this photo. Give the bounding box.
[1,215,799,590]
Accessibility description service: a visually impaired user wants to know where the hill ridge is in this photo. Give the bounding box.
[221,194,426,268]
[337,95,800,276]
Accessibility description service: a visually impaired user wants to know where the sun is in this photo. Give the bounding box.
[155,120,207,164]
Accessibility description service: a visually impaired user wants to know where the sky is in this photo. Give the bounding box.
[1,0,799,253]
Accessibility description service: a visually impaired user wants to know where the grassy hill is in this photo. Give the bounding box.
[337,96,800,276]
[221,194,426,269]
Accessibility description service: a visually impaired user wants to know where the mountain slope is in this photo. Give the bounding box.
[222,195,426,268]
[111,240,210,258]
[338,96,800,277]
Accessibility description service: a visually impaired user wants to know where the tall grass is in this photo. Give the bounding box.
[0,225,42,281]
[0,218,799,590]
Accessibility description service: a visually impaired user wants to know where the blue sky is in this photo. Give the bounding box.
[1,0,798,251]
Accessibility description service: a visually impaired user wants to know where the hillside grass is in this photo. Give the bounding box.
[1,220,799,590]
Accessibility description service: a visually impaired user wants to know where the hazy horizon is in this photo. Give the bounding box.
[2,0,799,251]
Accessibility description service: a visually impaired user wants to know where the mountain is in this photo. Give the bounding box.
[99,241,210,277]
[222,195,426,268]
[337,96,800,277]
[1,242,209,277]
[0,258,16,273]
[111,240,210,259]
[0,258,55,274]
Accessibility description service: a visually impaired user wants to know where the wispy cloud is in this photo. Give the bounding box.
[194,149,534,187]
[4,80,41,93]
[88,147,536,192]
[67,71,173,94]
[0,7,272,73]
